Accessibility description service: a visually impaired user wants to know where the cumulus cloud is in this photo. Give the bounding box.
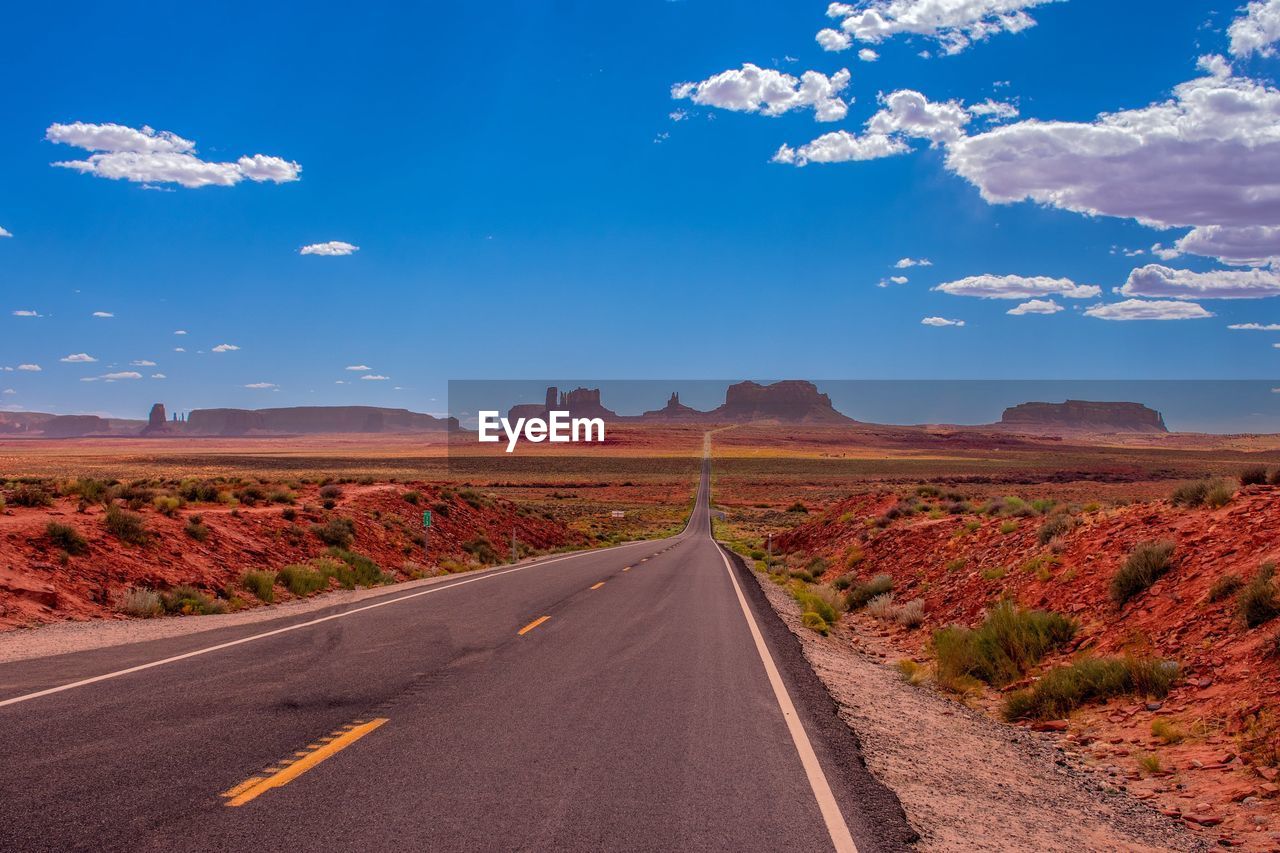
[817,28,852,51]
[152,373,166,379]
[858,48,879,61]
[101,371,141,381]
[345,364,372,371]
[1083,299,1213,320]
[1118,264,1280,299]
[244,382,277,389]
[211,343,240,352]
[2,389,14,395]
[967,98,1019,121]
[878,275,910,287]
[945,74,1280,233]
[895,257,932,268]
[1197,54,1234,78]
[772,131,908,166]
[12,310,40,317]
[60,353,97,363]
[300,241,359,256]
[46,122,300,189]
[933,273,1100,299]
[174,347,186,352]
[1229,0,1280,58]
[1228,322,1280,330]
[92,311,113,318]
[1172,225,1280,267]
[1006,298,1063,315]
[921,316,965,326]
[822,0,1061,55]
[0,226,11,238]
[173,330,187,335]
[17,364,41,371]
[130,359,157,366]
[361,374,389,381]
[672,64,852,122]
[868,89,971,145]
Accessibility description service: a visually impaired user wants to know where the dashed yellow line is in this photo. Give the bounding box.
[221,718,388,807]
[518,615,550,635]
[590,582,605,590]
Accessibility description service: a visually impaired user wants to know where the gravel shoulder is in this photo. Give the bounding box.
[749,567,1209,853]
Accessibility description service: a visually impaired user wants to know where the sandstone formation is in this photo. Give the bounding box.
[1000,400,1168,433]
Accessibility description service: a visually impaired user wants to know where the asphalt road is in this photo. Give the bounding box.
[0,455,915,852]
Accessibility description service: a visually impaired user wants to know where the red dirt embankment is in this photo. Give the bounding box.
[776,485,1280,848]
[0,483,583,630]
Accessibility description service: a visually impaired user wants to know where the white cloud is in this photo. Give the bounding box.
[823,0,1061,56]
[173,330,187,335]
[817,28,852,51]
[772,131,908,166]
[967,98,1019,121]
[130,359,157,366]
[360,374,389,381]
[1229,0,1280,58]
[92,311,113,318]
[12,310,40,317]
[921,316,965,326]
[1197,54,1233,78]
[101,371,142,381]
[211,343,240,352]
[1118,264,1280,299]
[895,257,933,268]
[0,226,11,238]
[244,382,277,389]
[345,364,372,371]
[300,241,359,256]
[858,48,879,61]
[17,364,40,371]
[933,273,1099,299]
[151,373,166,379]
[1006,298,1063,315]
[1172,225,1280,267]
[174,347,186,352]
[60,353,97,363]
[878,274,910,287]
[946,74,1280,233]
[2,389,13,395]
[46,122,300,189]
[868,89,971,145]
[1083,299,1213,321]
[1228,322,1280,330]
[672,64,852,122]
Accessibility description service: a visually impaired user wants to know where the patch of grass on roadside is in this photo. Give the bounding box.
[1003,656,1178,721]
[323,548,390,588]
[116,587,162,617]
[279,563,328,596]
[105,504,148,545]
[311,517,355,548]
[933,600,1077,690]
[845,574,893,610]
[242,570,276,603]
[160,584,225,616]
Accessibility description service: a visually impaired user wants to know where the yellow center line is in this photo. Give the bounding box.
[223,718,389,807]
[517,615,550,635]
[590,582,605,590]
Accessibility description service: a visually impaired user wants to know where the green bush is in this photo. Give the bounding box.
[10,484,55,507]
[1170,480,1210,507]
[845,574,893,609]
[241,570,276,603]
[794,587,840,625]
[184,515,210,542]
[311,517,356,548]
[324,548,390,587]
[800,611,830,635]
[1003,656,1178,720]
[105,504,148,545]
[402,490,421,504]
[1110,540,1175,607]
[1238,563,1279,628]
[1240,466,1270,486]
[152,495,181,517]
[279,563,328,596]
[161,584,225,615]
[65,478,110,503]
[933,600,1077,688]
[461,535,501,565]
[45,522,89,556]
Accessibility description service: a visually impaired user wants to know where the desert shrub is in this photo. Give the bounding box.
[281,507,297,521]
[999,520,1018,535]
[1110,540,1175,607]
[323,548,389,587]
[832,575,853,591]
[794,586,841,624]
[311,517,356,548]
[1137,753,1162,774]
[786,501,808,514]
[116,587,162,617]
[10,484,54,507]
[1151,718,1185,744]
[896,659,929,685]
[1037,514,1074,546]
[933,601,1077,688]
[402,490,421,505]
[1238,563,1280,628]
[161,584,225,615]
[461,535,501,564]
[1002,656,1178,720]
[895,599,926,628]
[1207,573,1244,602]
[319,484,343,500]
[235,485,266,506]
[981,566,1007,581]
[845,574,893,609]
[184,515,210,542]
[269,490,296,505]
[153,495,181,517]
[1241,466,1270,487]
[45,522,88,556]
[866,593,897,620]
[459,488,490,509]
[844,546,865,569]
[65,478,110,503]
[801,611,830,635]
[105,504,148,545]
[1206,481,1235,508]
[1272,469,1280,486]
[241,570,276,603]
[945,558,967,573]
[177,479,220,502]
[1170,480,1210,507]
[916,485,941,498]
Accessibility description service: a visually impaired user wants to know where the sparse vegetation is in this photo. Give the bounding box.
[461,535,501,565]
[845,574,893,609]
[160,584,225,615]
[104,504,148,545]
[1205,481,1235,508]
[1170,480,1211,507]
[116,587,162,617]
[152,495,181,517]
[1208,573,1244,603]
[1110,540,1175,607]
[1240,466,1270,486]
[933,601,1077,690]
[1237,562,1279,628]
[896,658,929,685]
[801,611,830,635]
[241,570,276,603]
[324,548,390,587]
[786,501,808,514]
[45,522,88,556]
[278,563,328,596]
[10,484,54,507]
[1151,717,1185,744]
[895,598,926,628]
[312,517,356,548]
[184,515,210,542]
[865,592,897,620]
[1002,655,1178,720]
[1037,514,1073,546]
[1137,753,1162,774]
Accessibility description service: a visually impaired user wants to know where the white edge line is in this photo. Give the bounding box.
[0,538,664,709]
[716,544,858,853]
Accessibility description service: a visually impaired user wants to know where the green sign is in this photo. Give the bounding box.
[422,510,432,528]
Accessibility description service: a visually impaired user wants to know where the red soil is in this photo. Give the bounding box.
[0,483,583,630]
[777,486,1280,848]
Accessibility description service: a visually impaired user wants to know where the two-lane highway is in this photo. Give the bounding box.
[0,454,914,852]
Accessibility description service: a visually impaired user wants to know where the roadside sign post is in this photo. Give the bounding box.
[422,510,432,563]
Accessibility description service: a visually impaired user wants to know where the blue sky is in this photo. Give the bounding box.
[3,0,1280,418]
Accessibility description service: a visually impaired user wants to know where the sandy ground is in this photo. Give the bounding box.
[750,570,1209,853]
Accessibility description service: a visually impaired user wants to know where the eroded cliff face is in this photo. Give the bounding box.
[709,380,854,423]
[1000,400,1168,433]
[185,406,454,436]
